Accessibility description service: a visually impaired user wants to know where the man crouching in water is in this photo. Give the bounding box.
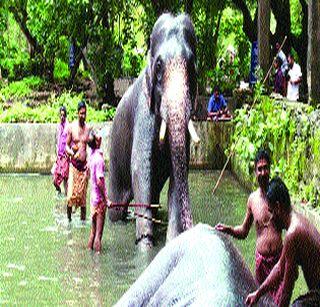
[215,149,284,304]
[66,101,91,222]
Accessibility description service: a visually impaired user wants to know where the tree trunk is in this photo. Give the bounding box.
[68,45,83,86]
[9,5,47,77]
[185,0,193,14]
[231,0,257,42]
[258,0,270,77]
[103,72,116,107]
[82,47,98,93]
[210,11,223,70]
[307,0,320,106]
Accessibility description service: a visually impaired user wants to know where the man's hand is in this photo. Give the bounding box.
[106,199,112,208]
[214,223,230,233]
[74,151,80,160]
[245,290,259,306]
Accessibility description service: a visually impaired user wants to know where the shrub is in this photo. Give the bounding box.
[53,58,69,81]
[0,76,43,100]
[230,96,320,206]
[0,91,115,123]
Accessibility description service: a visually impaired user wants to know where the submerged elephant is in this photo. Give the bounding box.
[116,224,275,306]
[108,13,199,246]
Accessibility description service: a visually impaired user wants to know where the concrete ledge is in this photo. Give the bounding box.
[0,123,111,173]
[0,122,234,173]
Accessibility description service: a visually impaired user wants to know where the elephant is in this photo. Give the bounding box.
[115,224,276,306]
[108,13,199,247]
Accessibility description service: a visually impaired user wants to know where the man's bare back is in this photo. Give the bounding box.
[287,212,320,289]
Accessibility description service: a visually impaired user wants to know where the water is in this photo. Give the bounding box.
[0,171,307,305]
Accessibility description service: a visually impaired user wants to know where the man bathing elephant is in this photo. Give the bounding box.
[108,13,200,247]
[116,224,276,306]
[215,149,284,304]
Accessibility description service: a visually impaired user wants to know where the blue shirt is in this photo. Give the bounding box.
[207,94,227,113]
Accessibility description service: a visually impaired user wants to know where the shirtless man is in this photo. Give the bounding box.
[246,177,320,307]
[215,149,283,304]
[66,101,91,221]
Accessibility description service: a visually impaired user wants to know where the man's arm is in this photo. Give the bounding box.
[278,236,298,307]
[215,198,254,239]
[65,124,75,157]
[207,96,214,113]
[221,95,227,109]
[96,163,111,207]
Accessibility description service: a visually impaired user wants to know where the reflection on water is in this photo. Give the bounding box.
[0,171,306,305]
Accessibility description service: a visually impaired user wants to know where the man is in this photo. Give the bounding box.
[246,177,320,307]
[66,101,91,221]
[286,53,302,101]
[53,106,69,196]
[207,86,231,121]
[275,42,288,77]
[215,149,283,304]
[273,57,285,96]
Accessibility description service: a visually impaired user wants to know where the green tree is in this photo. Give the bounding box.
[230,0,308,97]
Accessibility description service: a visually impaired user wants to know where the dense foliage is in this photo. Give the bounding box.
[230,96,320,206]
[0,0,308,103]
[0,79,115,123]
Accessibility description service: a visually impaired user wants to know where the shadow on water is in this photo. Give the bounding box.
[0,171,307,305]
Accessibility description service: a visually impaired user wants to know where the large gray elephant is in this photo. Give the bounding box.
[116,224,276,306]
[108,13,199,247]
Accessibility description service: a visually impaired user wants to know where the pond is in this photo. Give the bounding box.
[0,171,307,305]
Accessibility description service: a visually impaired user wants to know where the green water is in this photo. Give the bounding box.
[0,171,307,305]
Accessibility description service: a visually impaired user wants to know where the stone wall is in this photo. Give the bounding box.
[0,122,233,173]
[0,123,112,173]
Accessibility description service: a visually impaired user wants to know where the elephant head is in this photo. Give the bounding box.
[145,14,199,239]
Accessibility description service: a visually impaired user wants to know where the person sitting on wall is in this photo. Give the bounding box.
[207,86,232,121]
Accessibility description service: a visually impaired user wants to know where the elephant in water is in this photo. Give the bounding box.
[116,224,275,306]
[108,13,199,247]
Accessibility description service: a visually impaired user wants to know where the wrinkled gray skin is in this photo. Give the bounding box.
[108,13,197,247]
[116,224,275,307]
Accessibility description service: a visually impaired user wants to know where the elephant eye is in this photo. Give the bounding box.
[155,59,163,82]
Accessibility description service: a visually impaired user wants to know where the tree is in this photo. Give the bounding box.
[3,0,47,77]
[230,0,308,97]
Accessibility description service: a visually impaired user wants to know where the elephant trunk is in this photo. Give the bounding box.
[163,58,193,233]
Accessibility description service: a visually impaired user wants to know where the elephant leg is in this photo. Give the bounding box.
[108,161,133,222]
[131,165,154,248]
[108,189,133,222]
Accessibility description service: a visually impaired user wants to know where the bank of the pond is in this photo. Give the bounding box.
[1,97,320,223]
[0,121,233,173]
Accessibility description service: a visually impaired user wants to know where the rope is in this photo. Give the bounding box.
[107,202,165,225]
[109,203,161,209]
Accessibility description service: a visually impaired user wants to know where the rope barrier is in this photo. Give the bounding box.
[107,202,164,224]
